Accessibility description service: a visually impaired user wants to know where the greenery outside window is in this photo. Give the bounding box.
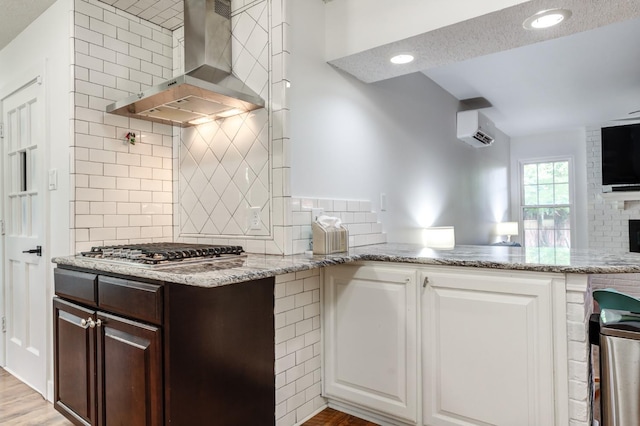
[521,160,572,264]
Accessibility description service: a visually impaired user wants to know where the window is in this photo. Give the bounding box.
[521,159,572,263]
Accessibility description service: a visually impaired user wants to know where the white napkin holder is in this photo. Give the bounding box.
[312,215,348,254]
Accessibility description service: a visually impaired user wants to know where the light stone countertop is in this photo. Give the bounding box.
[51,243,640,288]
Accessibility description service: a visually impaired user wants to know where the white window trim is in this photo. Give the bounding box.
[517,156,576,248]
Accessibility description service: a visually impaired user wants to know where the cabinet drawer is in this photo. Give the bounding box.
[98,276,163,325]
[54,268,98,306]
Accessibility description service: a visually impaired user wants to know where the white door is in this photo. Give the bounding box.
[324,264,418,423]
[2,77,47,394]
[421,267,555,426]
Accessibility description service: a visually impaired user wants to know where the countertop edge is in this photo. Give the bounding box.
[52,244,640,288]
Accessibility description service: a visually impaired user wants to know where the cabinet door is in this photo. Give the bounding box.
[96,312,162,426]
[53,298,96,426]
[421,268,555,426]
[324,264,418,423]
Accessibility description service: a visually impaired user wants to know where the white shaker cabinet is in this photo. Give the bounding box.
[420,267,556,426]
[323,264,419,424]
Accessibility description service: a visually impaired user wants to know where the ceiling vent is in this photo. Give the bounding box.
[456,110,495,147]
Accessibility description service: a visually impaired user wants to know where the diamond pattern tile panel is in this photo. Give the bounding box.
[176,0,271,237]
[178,112,270,236]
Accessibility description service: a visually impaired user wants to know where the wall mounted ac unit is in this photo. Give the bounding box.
[456,110,495,147]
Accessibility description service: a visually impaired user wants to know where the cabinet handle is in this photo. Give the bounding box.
[80,317,98,329]
[423,277,429,288]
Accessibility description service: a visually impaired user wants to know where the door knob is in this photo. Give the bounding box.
[22,246,42,256]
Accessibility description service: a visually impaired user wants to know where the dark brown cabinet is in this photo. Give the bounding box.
[53,273,164,426]
[53,266,275,426]
[97,312,162,426]
[53,298,96,426]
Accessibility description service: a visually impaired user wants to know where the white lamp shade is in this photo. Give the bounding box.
[496,221,519,236]
[423,226,455,249]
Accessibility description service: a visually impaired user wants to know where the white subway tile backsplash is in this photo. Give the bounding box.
[116,177,141,190]
[75,11,90,29]
[115,52,141,70]
[90,70,117,87]
[76,188,103,201]
[140,179,162,191]
[116,27,141,46]
[89,17,117,37]
[89,43,116,63]
[103,9,129,29]
[89,175,116,189]
[116,226,141,240]
[76,214,104,228]
[75,25,104,45]
[103,36,129,55]
[76,79,104,97]
[130,190,152,203]
[89,227,117,241]
[104,214,129,227]
[116,77,141,93]
[129,166,152,179]
[129,68,152,85]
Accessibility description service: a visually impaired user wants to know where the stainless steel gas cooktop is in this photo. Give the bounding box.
[80,243,246,268]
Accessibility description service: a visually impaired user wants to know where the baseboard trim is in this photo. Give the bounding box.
[295,404,328,426]
[327,400,414,426]
[47,379,54,402]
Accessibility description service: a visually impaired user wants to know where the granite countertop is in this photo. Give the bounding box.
[51,243,640,288]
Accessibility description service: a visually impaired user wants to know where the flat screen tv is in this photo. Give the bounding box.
[601,122,640,186]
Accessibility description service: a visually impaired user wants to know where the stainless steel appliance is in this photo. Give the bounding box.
[596,309,640,426]
[80,242,245,268]
[106,0,264,126]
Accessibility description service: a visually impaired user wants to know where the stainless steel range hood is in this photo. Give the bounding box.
[106,0,264,127]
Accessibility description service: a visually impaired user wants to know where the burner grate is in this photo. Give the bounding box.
[81,243,244,265]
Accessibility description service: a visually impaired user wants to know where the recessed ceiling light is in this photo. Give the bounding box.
[390,54,414,65]
[523,8,572,30]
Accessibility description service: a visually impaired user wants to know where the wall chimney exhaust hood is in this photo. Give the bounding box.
[106,0,265,127]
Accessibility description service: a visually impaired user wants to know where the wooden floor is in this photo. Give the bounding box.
[1,368,372,426]
[0,368,72,425]
[303,408,378,426]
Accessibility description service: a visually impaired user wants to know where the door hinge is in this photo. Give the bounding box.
[0,123,4,138]
[0,219,4,235]
[2,317,6,333]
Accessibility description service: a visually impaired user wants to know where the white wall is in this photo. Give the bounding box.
[290,0,511,245]
[324,0,530,60]
[509,128,588,248]
[0,0,71,399]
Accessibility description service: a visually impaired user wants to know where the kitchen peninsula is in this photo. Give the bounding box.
[52,244,640,426]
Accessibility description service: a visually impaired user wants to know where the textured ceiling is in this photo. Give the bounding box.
[98,0,183,30]
[424,16,640,137]
[0,0,57,50]
[329,0,640,83]
[3,0,639,138]
[327,0,640,137]
[0,0,184,51]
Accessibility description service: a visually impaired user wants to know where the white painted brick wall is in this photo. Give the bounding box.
[72,0,175,252]
[566,283,593,426]
[275,270,327,426]
[590,273,640,299]
[587,126,640,250]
